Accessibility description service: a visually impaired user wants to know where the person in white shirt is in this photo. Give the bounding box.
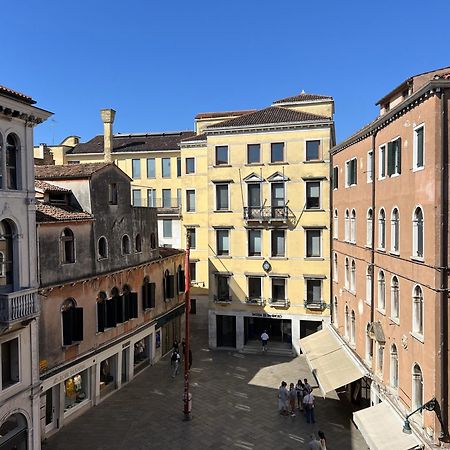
[303,390,316,424]
[261,331,269,351]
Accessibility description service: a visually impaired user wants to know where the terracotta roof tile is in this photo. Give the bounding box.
[195,110,256,120]
[0,85,36,105]
[180,133,207,143]
[35,180,71,193]
[273,92,333,104]
[67,131,195,155]
[35,163,111,180]
[36,203,93,223]
[206,106,330,129]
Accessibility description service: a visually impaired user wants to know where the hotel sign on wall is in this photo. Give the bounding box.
[251,313,282,319]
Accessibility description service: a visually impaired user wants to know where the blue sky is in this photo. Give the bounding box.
[3,0,450,145]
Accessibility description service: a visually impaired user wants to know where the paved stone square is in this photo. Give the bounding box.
[43,324,367,450]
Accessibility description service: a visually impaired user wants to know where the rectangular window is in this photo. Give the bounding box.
[387,138,401,176]
[248,184,261,207]
[215,146,228,165]
[163,219,172,238]
[216,184,229,211]
[248,230,262,256]
[216,229,229,256]
[271,143,284,163]
[306,229,321,257]
[379,145,386,178]
[1,338,19,389]
[146,158,155,178]
[177,157,181,177]
[306,140,320,161]
[147,188,156,207]
[216,275,230,301]
[414,125,424,169]
[248,277,262,300]
[108,183,118,205]
[271,229,285,257]
[272,278,286,301]
[162,158,171,178]
[333,166,339,190]
[186,190,196,212]
[132,159,141,179]
[271,183,285,207]
[306,181,320,209]
[162,189,171,208]
[247,144,261,164]
[132,189,142,206]
[367,151,373,182]
[306,279,322,304]
[186,157,195,174]
[188,228,196,249]
[345,158,357,186]
[189,262,197,281]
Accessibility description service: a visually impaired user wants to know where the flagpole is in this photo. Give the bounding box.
[183,229,191,420]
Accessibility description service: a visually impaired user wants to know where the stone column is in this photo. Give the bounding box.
[100,109,116,163]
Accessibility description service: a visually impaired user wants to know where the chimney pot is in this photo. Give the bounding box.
[100,109,116,163]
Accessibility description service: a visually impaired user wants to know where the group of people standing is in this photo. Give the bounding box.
[170,339,192,378]
[278,379,327,449]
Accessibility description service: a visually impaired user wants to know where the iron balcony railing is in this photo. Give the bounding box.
[0,288,39,324]
[213,294,232,303]
[304,300,327,311]
[245,296,265,306]
[243,206,288,221]
[268,298,290,308]
[147,198,182,209]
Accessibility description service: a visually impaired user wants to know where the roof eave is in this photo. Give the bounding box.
[207,119,333,133]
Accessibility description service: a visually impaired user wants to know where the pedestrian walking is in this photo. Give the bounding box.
[303,389,316,424]
[173,339,179,353]
[318,431,327,450]
[181,338,186,356]
[304,378,312,394]
[288,383,297,416]
[171,350,180,378]
[278,381,289,416]
[308,434,321,450]
[261,330,269,352]
[295,379,305,411]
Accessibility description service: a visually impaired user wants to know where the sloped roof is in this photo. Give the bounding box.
[207,106,330,129]
[36,202,93,223]
[181,133,207,143]
[35,180,71,193]
[195,110,257,120]
[273,92,333,104]
[67,131,195,155]
[35,163,112,180]
[159,247,184,258]
[0,85,36,105]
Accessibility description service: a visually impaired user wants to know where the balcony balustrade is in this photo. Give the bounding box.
[304,300,327,311]
[243,206,288,222]
[268,298,290,308]
[213,294,232,303]
[245,296,265,306]
[0,288,38,324]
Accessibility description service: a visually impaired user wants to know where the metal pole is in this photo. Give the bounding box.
[183,229,191,420]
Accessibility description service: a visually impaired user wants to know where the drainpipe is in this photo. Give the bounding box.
[439,88,449,441]
[330,150,334,323]
[370,130,378,326]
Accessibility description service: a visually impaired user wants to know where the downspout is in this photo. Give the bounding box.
[370,131,377,326]
[439,88,449,441]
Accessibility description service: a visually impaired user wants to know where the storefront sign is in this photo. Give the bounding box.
[53,362,88,384]
[251,313,282,318]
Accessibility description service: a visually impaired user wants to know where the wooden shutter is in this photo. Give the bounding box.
[97,301,106,332]
[73,307,84,342]
[116,295,124,323]
[333,167,338,189]
[352,159,357,185]
[149,283,156,308]
[124,294,130,321]
[142,283,149,310]
[106,298,117,328]
[167,275,175,298]
[396,138,401,174]
[130,292,138,318]
[62,309,73,346]
[178,270,185,293]
[387,142,394,176]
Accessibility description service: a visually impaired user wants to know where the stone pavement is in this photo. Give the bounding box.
[43,324,367,450]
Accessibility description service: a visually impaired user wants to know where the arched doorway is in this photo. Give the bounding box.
[0,413,28,450]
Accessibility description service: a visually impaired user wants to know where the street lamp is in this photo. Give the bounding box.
[402,398,436,434]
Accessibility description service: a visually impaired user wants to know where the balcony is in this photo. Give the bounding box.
[243,206,288,223]
[213,294,232,304]
[268,298,290,308]
[245,296,265,306]
[151,198,182,217]
[304,300,327,311]
[0,288,39,325]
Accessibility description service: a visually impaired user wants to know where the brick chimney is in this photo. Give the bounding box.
[100,109,116,163]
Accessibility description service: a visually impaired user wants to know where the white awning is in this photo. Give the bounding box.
[299,326,366,397]
[353,402,423,450]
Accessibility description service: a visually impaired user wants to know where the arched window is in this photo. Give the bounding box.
[390,344,399,389]
[344,257,349,289]
[60,228,75,264]
[98,236,108,259]
[6,133,19,190]
[412,364,424,412]
[365,323,372,362]
[378,208,386,249]
[333,209,338,239]
[0,220,14,286]
[366,265,372,303]
[0,413,28,449]
[333,253,338,282]
[412,285,424,335]
[391,276,399,319]
[350,260,356,293]
[135,234,142,253]
[97,291,107,332]
[61,298,83,346]
[413,207,424,258]
[332,296,338,327]
[350,310,356,345]
[150,232,156,249]
[344,209,350,241]
[350,209,356,243]
[344,305,350,339]
[391,208,400,253]
[367,208,373,246]
[122,234,131,255]
[378,270,385,310]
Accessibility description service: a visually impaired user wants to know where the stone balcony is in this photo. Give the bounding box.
[245,297,265,306]
[0,288,39,325]
[268,298,290,308]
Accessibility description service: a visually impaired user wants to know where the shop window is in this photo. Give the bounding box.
[135,234,142,253]
[177,265,185,293]
[61,298,83,346]
[61,228,75,264]
[134,336,150,373]
[1,337,19,389]
[64,369,88,413]
[100,356,116,398]
[164,270,175,301]
[98,236,108,259]
[142,277,156,310]
[0,219,14,286]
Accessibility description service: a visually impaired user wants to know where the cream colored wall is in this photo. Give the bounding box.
[280,102,334,118]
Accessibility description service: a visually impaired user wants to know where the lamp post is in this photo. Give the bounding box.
[402,398,436,434]
[183,229,191,421]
